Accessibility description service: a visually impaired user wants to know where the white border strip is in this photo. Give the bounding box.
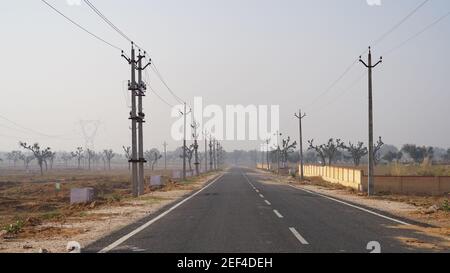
[273,209,284,218]
[98,173,225,253]
[288,185,411,226]
[289,227,309,245]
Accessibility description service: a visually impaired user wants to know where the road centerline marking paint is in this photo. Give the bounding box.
[287,185,411,226]
[289,227,309,245]
[98,173,225,253]
[259,194,265,198]
[265,200,271,205]
[273,209,283,218]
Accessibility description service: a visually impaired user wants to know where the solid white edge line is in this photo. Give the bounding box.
[273,209,283,218]
[289,227,309,245]
[98,173,225,253]
[265,200,271,206]
[288,185,411,226]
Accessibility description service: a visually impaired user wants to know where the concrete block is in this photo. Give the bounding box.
[150,175,163,186]
[70,188,95,204]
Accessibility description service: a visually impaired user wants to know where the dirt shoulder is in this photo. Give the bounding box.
[250,168,450,250]
[0,172,222,253]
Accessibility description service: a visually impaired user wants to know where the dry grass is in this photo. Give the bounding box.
[0,168,215,240]
[374,164,450,176]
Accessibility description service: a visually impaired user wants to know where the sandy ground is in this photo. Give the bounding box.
[250,168,450,251]
[0,172,222,253]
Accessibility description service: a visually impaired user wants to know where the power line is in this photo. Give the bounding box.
[304,59,358,110]
[312,72,366,111]
[83,0,140,48]
[0,114,57,138]
[383,10,450,56]
[148,85,177,108]
[151,63,186,104]
[143,68,177,108]
[372,0,431,47]
[40,0,123,51]
[83,0,187,105]
[0,115,82,141]
[305,0,431,110]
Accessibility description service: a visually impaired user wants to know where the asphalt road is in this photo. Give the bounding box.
[87,167,443,253]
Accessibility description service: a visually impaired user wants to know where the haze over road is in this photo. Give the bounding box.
[88,168,443,253]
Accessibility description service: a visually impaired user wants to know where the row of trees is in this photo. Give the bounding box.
[0,142,119,175]
[308,137,384,167]
[305,138,447,167]
[238,138,449,168]
[1,141,229,176]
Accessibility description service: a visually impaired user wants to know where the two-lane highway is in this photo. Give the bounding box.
[88,167,440,253]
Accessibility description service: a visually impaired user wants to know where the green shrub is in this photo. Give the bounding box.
[4,220,24,235]
[442,200,450,212]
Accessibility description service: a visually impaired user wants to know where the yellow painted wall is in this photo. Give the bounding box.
[303,165,450,196]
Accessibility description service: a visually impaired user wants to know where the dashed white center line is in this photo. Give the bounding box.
[259,194,265,199]
[255,189,260,193]
[289,227,309,245]
[273,209,283,218]
[264,200,271,205]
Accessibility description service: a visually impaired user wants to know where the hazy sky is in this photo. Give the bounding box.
[0,0,449,153]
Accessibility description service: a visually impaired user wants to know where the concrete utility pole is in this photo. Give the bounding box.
[163,142,168,170]
[266,138,270,170]
[136,50,150,196]
[203,130,208,172]
[360,47,382,196]
[209,136,213,171]
[181,103,191,180]
[260,144,265,167]
[216,141,220,169]
[274,131,282,174]
[192,122,200,176]
[213,139,217,170]
[122,43,139,197]
[294,109,306,180]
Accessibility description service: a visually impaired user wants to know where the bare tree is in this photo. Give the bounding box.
[103,149,115,170]
[145,149,162,171]
[72,147,84,169]
[308,139,345,166]
[19,142,52,175]
[280,137,297,168]
[180,145,194,171]
[307,140,326,166]
[123,146,132,171]
[6,151,23,168]
[444,148,450,163]
[373,137,384,166]
[383,151,403,163]
[92,152,101,169]
[86,149,96,170]
[343,142,368,167]
[401,144,433,164]
[20,153,35,170]
[47,152,56,170]
[60,152,74,168]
